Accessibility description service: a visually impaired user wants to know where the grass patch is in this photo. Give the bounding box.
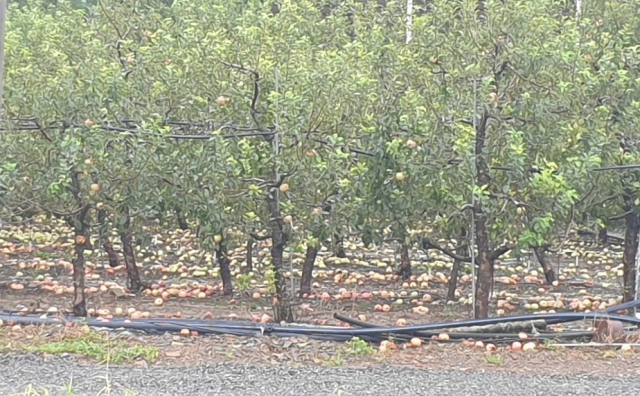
[344,337,376,357]
[34,251,53,260]
[484,354,504,366]
[319,337,377,367]
[4,330,158,364]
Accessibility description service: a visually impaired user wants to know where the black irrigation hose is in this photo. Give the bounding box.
[261,313,640,337]
[333,300,640,335]
[333,313,595,343]
[330,298,640,343]
[0,314,394,343]
[1,299,638,345]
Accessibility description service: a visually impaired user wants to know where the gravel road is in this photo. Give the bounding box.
[1,355,639,396]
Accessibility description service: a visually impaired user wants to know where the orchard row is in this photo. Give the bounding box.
[1,0,639,321]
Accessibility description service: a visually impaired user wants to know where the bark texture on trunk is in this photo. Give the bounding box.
[175,207,189,230]
[104,239,120,268]
[598,227,609,244]
[473,111,493,319]
[68,209,90,317]
[267,192,294,323]
[246,238,254,272]
[67,167,89,317]
[72,226,89,316]
[333,233,346,258]
[119,209,144,293]
[399,242,411,280]
[622,207,638,302]
[447,257,462,302]
[474,215,493,319]
[216,244,233,296]
[447,230,470,301]
[533,246,556,285]
[299,244,319,296]
[97,210,120,268]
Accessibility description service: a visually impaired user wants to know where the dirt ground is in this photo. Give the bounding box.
[1,219,639,376]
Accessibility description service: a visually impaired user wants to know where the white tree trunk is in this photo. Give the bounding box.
[405,0,413,44]
[576,0,582,18]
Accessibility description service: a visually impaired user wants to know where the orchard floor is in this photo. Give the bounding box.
[0,220,625,328]
[1,219,640,390]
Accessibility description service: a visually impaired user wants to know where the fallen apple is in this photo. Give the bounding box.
[215,96,230,105]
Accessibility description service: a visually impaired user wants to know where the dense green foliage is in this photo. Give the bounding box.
[1,0,640,318]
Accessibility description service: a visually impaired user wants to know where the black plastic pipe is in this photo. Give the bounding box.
[2,298,638,343]
[262,312,640,337]
[334,313,595,343]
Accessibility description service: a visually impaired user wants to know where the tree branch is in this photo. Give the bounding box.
[489,192,538,211]
[219,60,264,133]
[248,232,271,241]
[609,212,630,222]
[490,245,512,261]
[422,238,472,263]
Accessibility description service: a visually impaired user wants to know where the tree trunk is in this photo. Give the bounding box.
[266,191,294,323]
[447,257,462,302]
[333,233,346,258]
[474,214,493,319]
[622,208,638,302]
[473,111,493,319]
[175,207,188,230]
[119,209,144,293]
[66,166,89,316]
[246,238,254,272]
[97,209,120,268]
[216,244,233,296]
[447,241,467,302]
[399,242,411,280]
[533,246,556,285]
[598,227,608,244]
[104,238,120,268]
[299,244,318,296]
[68,210,89,317]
